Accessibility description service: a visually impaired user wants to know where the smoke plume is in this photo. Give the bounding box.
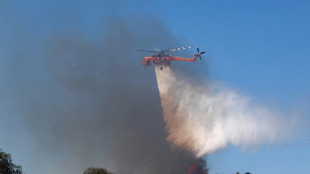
[1,11,206,174]
[155,66,291,157]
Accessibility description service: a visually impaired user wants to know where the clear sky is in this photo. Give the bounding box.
[1,0,309,174]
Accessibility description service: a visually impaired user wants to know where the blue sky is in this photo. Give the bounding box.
[1,0,310,174]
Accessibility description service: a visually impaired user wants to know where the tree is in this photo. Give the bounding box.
[83,167,112,174]
[0,149,23,174]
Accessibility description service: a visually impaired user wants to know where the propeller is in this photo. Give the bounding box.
[136,50,158,53]
[169,46,193,52]
[137,46,193,53]
[196,47,206,62]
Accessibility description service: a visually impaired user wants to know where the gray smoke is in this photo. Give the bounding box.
[1,9,205,174]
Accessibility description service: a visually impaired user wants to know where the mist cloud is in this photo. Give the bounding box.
[155,66,294,157]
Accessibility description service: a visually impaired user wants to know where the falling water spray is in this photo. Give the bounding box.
[155,66,289,157]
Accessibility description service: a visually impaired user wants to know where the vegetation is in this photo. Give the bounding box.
[83,167,112,174]
[0,149,23,174]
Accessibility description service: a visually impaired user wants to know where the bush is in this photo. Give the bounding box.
[83,167,112,174]
[0,149,23,174]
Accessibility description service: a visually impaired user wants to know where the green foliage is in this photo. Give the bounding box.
[83,167,112,174]
[0,149,23,174]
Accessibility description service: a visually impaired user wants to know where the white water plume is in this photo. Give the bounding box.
[155,66,291,157]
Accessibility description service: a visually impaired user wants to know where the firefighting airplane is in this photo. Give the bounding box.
[137,46,206,70]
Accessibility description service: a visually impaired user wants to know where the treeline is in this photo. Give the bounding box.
[1,148,113,174]
[0,149,23,174]
[1,149,253,174]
